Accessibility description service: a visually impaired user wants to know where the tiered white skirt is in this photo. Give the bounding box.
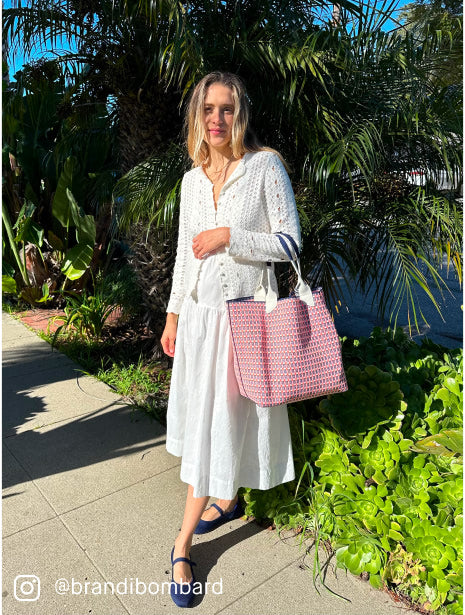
[165,252,295,499]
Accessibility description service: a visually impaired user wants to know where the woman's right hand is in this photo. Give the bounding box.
[161,314,178,357]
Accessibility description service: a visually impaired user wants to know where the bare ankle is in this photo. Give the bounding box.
[174,535,192,552]
[218,494,238,512]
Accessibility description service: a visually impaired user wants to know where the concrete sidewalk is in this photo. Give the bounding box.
[2,311,414,615]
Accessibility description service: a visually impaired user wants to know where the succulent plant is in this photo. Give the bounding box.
[320,365,405,438]
[335,536,386,576]
[437,476,463,511]
[383,544,425,586]
[244,330,462,613]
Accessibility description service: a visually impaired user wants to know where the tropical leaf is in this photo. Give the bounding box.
[52,157,79,228]
[2,275,17,294]
[61,243,94,280]
[411,429,463,460]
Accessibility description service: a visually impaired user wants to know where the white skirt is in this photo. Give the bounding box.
[165,251,295,499]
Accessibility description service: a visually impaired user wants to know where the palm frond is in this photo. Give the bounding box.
[111,142,188,238]
[4,2,80,63]
[359,188,462,331]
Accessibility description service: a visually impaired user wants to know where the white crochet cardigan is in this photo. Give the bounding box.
[166,149,302,315]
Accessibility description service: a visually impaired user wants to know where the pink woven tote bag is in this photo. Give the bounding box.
[227,234,348,407]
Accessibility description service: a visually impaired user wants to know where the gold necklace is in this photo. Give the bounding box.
[203,154,235,184]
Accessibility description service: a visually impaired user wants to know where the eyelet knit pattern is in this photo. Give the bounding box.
[166,150,302,315]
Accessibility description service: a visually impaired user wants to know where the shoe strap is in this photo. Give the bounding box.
[210,502,225,515]
[172,556,196,567]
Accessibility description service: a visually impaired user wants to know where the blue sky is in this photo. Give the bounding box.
[4,1,412,81]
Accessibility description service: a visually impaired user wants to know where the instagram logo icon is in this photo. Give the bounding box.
[14,575,40,601]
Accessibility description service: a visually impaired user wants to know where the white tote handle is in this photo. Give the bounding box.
[254,259,314,313]
[253,265,278,313]
[289,259,315,307]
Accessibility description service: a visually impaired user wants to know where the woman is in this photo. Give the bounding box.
[161,71,302,607]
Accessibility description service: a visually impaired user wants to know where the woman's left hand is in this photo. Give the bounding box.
[192,227,230,259]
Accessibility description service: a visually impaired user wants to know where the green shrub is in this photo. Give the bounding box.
[51,290,118,343]
[95,263,142,317]
[240,328,463,614]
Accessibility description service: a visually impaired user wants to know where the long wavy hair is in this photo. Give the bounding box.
[183,71,288,170]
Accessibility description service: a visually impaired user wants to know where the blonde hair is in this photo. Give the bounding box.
[183,71,289,171]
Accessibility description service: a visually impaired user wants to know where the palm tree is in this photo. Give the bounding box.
[4,0,462,340]
[4,1,187,173]
[4,0,182,319]
[114,0,462,332]
[397,0,463,88]
[4,0,362,341]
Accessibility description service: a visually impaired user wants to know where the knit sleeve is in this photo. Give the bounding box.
[227,152,302,262]
[166,175,189,314]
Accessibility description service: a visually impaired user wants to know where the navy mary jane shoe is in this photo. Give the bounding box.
[194,500,243,535]
[170,546,197,608]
